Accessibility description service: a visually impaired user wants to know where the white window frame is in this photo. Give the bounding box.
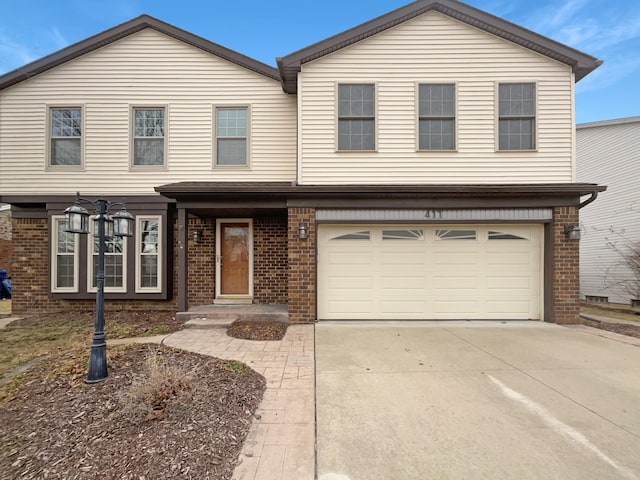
[135,215,163,293]
[335,82,377,152]
[416,83,457,151]
[496,82,537,152]
[47,105,85,169]
[51,215,79,293]
[130,105,168,168]
[214,105,251,168]
[87,222,127,293]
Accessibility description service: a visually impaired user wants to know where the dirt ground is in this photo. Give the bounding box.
[0,310,273,479]
[0,345,265,480]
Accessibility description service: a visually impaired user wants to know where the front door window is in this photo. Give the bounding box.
[220,222,250,295]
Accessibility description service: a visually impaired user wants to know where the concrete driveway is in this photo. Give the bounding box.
[315,322,640,480]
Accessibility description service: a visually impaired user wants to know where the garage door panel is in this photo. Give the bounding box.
[486,251,535,266]
[327,301,374,315]
[318,224,542,320]
[486,275,537,291]
[327,276,374,289]
[381,250,427,265]
[327,251,372,265]
[380,276,428,289]
[485,300,533,314]
[433,301,479,315]
[380,301,429,314]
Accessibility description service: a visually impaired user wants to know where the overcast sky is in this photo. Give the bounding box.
[1,0,638,123]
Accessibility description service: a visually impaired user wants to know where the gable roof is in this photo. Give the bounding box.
[577,116,640,130]
[0,15,279,91]
[277,0,602,93]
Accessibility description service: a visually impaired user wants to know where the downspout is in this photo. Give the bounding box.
[579,191,598,209]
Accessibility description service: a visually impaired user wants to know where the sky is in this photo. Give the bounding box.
[0,0,638,124]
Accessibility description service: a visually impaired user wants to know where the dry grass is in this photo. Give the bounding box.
[0,310,182,404]
[581,305,640,323]
[117,348,196,422]
[0,299,11,316]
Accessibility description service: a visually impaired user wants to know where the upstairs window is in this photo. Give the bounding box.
[338,84,375,151]
[50,107,82,166]
[419,84,455,150]
[133,107,165,166]
[216,107,248,166]
[498,83,535,150]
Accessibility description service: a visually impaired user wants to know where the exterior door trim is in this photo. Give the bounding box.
[215,218,254,300]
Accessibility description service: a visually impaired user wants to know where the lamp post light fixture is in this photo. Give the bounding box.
[64,192,134,383]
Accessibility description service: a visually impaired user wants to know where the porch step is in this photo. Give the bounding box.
[177,304,288,328]
[184,318,234,329]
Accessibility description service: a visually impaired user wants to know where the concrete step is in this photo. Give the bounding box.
[184,318,235,329]
[176,311,238,322]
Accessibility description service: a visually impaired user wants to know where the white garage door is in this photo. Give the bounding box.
[317,224,543,320]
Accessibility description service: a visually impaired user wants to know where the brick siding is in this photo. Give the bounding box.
[187,217,215,307]
[552,206,580,324]
[287,208,316,323]
[254,214,288,304]
[10,217,175,315]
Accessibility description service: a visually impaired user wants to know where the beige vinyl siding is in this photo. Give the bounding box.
[298,11,574,185]
[0,29,296,195]
[577,119,640,304]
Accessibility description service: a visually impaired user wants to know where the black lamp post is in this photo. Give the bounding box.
[64,192,134,383]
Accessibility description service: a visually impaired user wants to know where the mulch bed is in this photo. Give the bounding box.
[0,345,265,480]
[581,318,640,339]
[227,320,288,341]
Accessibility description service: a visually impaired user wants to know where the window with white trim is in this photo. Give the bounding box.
[216,107,248,166]
[136,216,162,292]
[51,216,78,292]
[133,107,165,166]
[338,84,375,151]
[419,84,455,150]
[88,223,126,292]
[50,107,82,166]
[498,83,535,150]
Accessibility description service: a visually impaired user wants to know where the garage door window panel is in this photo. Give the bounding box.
[488,230,528,240]
[435,229,477,240]
[382,229,424,240]
[330,231,371,241]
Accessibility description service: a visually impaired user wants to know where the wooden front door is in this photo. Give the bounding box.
[218,221,251,296]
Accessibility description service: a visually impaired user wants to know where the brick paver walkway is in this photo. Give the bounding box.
[163,324,315,480]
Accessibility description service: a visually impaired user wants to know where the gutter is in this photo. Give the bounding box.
[579,192,598,209]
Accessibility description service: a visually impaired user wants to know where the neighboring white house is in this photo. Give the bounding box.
[577,117,640,306]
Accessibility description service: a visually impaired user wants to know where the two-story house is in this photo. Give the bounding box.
[0,0,604,323]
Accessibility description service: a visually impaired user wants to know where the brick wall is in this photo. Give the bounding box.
[11,217,176,315]
[552,206,580,324]
[187,217,215,307]
[254,214,288,304]
[288,208,316,323]
[11,218,50,312]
